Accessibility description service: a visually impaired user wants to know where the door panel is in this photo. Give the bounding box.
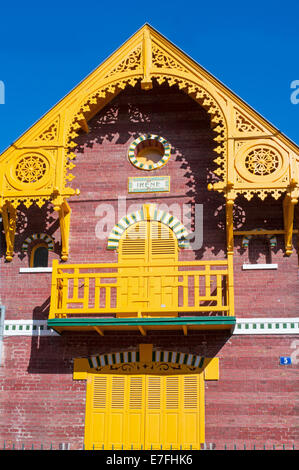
[118,222,149,312]
[163,376,180,449]
[125,376,145,449]
[85,375,108,449]
[107,376,126,449]
[117,220,178,315]
[145,375,163,449]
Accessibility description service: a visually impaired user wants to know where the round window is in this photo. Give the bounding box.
[128,134,171,170]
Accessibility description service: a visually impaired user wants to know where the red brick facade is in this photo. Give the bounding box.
[0,82,298,449]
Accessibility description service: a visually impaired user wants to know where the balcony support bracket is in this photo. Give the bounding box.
[1,202,17,262]
[283,194,298,256]
[54,200,71,262]
[94,326,105,336]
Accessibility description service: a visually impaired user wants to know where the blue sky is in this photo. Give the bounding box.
[0,0,298,154]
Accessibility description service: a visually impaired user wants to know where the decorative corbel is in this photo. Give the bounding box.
[141,26,153,90]
[283,192,298,256]
[54,199,71,262]
[225,182,235,256]
[1,202,17,262]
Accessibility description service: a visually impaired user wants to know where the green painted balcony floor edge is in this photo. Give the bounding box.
[47,316,236,334]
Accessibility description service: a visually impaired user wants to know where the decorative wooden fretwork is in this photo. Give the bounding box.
[15,154,48,184]
[34,118,59,142]
[87,349,206,373]
[235,110,263,133]
[245,147,280,177]
[73,347,220,380]
[235,145,286,184]
[104,46,142,78]
[152,43,188,73]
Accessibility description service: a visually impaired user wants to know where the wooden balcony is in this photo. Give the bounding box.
[48,258,235,334]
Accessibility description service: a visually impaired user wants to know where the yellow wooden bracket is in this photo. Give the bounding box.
[283,193,298,255]
[55,200,71,261]
[1,202,17,262]
[138,325,147,336]
[94,326,104,336]
[225,195,235,256]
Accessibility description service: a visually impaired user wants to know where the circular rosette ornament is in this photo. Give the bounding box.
[8,152,51,190]
[235,144,288,184]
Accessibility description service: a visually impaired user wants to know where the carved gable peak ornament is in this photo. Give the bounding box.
[104,45,142,79]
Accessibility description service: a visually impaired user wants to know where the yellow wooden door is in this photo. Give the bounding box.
[144,374,203,450]
[118,220,178,315]
[85,373,204,450]
[148,222,178,313]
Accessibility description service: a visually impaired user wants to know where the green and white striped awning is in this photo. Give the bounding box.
[87,350,205,369]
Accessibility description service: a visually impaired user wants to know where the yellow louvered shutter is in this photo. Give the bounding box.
[118,221,149,312]
[149,221,177,264]
[181,375,201,449]
[85,375,108,449]
[85,372,204,450]
[118,220,178,314]
[125,376,145,449]
[145,376,162,449]
[163,376,180,449]
[107,376,126,449]
[119,221,148,264]
[148,221,178,313]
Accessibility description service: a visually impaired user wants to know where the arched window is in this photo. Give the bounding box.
[30,243,49,268]
[118,220,178,264]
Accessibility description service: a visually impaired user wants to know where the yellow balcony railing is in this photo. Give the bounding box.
[49,258,234,320]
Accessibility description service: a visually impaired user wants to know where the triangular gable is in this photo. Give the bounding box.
[1,24,298,261]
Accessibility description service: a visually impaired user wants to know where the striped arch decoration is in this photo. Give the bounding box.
[87,350,205,370]
[128,134,171,170]
[107,204,189,250]
[21,233,55,252]
[241,229,277,248]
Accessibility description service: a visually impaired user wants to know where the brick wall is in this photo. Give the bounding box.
[1,332,298,448]
[0,80,298,448]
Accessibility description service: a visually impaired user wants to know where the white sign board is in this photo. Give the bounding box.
[128,176,170,193]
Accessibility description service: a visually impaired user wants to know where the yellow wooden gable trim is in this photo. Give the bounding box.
[1,24,298,260]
